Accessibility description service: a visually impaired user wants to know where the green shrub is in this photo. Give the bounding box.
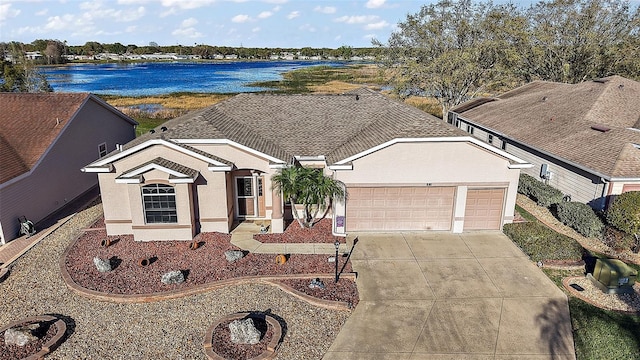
[503,222,584,262]
[517,173,564,207]
[555,201,604,238]
[606,191,640,235]
[602,226,637,251]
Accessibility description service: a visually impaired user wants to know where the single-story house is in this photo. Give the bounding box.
[448,75,640,209]
[0,93,137,244]
[82,89,531,241]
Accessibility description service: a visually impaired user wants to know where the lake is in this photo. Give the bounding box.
[40,60,346,96]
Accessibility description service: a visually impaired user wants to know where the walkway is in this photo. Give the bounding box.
[324,232,576,360]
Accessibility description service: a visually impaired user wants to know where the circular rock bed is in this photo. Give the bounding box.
[0,315,67,360]
[204,312,282,360]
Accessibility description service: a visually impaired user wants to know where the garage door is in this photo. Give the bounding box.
[346,187,455,231]
[464,189,505,230]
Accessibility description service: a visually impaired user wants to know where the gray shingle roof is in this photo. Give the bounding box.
[117,157,199,180]
[123,89,468,165]
[453,76,640,179]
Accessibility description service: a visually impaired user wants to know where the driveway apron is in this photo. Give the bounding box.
[324,232,575,360]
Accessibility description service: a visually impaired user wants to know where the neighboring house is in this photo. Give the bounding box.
[0,93,137,244]
[83,89,531,242]
[448,75,640,210]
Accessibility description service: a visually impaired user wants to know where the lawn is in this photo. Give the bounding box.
[513,206,640,360]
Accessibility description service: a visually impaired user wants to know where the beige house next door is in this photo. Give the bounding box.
[464,188,505,230]
[346,187,455,231]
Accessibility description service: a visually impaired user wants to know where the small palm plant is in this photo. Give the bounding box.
[271,166,345,228]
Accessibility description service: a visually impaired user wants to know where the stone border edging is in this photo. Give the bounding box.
[203,312,282,360]
[562,276,640,315]
[0,315,67,360]
[60,234,356,310]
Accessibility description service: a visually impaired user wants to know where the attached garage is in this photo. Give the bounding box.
[463,188,505,230]
[346,186,455,231]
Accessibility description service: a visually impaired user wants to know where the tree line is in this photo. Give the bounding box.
[375,0,640,118]
[0,40,382,64]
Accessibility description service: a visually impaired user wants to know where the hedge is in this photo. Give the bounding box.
[517,173,564,207]
[606,191,640,235]
[503,222,584,262]
[555,201,604,238]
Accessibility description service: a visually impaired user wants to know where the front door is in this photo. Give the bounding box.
[235,176,265,218]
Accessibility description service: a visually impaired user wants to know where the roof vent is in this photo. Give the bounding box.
[542,96,547,102]
[161,126,168,132]
[591,124,611,132]
[619,84,624,89]
[149,129,155,133]
[355,95,359,101]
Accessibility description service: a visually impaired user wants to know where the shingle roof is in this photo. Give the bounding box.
[124,88,468,165]
[453,76,640,179]
[117,157,200,181]
[0,93,89,183]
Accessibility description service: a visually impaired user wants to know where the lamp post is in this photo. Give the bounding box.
[334,240,340,283]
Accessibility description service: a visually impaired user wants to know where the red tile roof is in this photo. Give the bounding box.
[0,93,90,183]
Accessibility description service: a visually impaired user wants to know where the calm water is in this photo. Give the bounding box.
[40,60,345,96]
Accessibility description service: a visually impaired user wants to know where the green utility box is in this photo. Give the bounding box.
[589,258,637,294]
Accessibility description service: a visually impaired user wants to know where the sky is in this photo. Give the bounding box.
[0,0,434,48]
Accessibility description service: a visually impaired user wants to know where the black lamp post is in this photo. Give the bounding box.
[334,240,340,283]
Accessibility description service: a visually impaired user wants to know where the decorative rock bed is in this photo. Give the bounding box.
[204,312,282,360]
[0,315,67,360]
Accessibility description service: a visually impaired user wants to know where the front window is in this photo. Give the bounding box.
[142,184,177,223]
[98,142,107,158]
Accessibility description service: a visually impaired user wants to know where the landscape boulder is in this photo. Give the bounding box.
[229,318,261,345]
[161,270,185,284]
[4,324,39,346]
[93,257,112,272]
[224,250,245,263]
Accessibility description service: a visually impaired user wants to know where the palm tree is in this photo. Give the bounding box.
[271,166,345,228]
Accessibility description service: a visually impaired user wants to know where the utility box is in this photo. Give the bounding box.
[589,258,637,294]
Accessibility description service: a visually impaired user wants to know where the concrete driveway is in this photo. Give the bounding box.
[324,232,576,360]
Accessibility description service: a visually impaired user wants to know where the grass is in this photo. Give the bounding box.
[134,117,169,137]
[516,199,640,359]
[570,297,640,360]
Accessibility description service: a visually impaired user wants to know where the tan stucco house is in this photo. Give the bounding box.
[83,89,531,241]
[0,93,137,244]
[448,75,640,209]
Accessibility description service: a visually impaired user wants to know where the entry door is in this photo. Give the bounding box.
[235,176,265,218]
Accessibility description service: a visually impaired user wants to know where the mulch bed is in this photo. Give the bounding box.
[0,322,57,360]
[276,278,360,308]
[255,219,341,244]
[65,218,355,300]
[211,317,274,359]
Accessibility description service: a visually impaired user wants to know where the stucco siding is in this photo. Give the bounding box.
[1,98,135,243]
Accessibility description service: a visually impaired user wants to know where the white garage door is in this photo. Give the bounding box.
[346,187,455,231]
[464,189,505,230]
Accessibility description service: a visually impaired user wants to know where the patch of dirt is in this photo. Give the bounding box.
[255,219,341,244]
[65,218,355,304]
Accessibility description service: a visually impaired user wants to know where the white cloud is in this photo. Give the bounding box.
[231,14,251,23]
[299,23,316,32]
[287,11,299,19]
[366,0,386,9]
[364,20,389,30]
[334,35,342,41]
[258,11,272,19]
[252,27,261,32]
[181,17,198,27]
[172,27,203,38]
[0,3,21,21]
[314,6,336,14]
[126,25,137,33]
[160,0,216,9]
[335,15,379,24]
[35,9,48,16]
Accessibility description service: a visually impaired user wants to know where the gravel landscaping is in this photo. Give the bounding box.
[0,201,355,359]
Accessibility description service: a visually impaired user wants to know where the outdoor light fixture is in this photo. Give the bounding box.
[334,240,340,283]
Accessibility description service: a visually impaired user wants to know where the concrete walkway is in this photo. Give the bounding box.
[323,232,576,360]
